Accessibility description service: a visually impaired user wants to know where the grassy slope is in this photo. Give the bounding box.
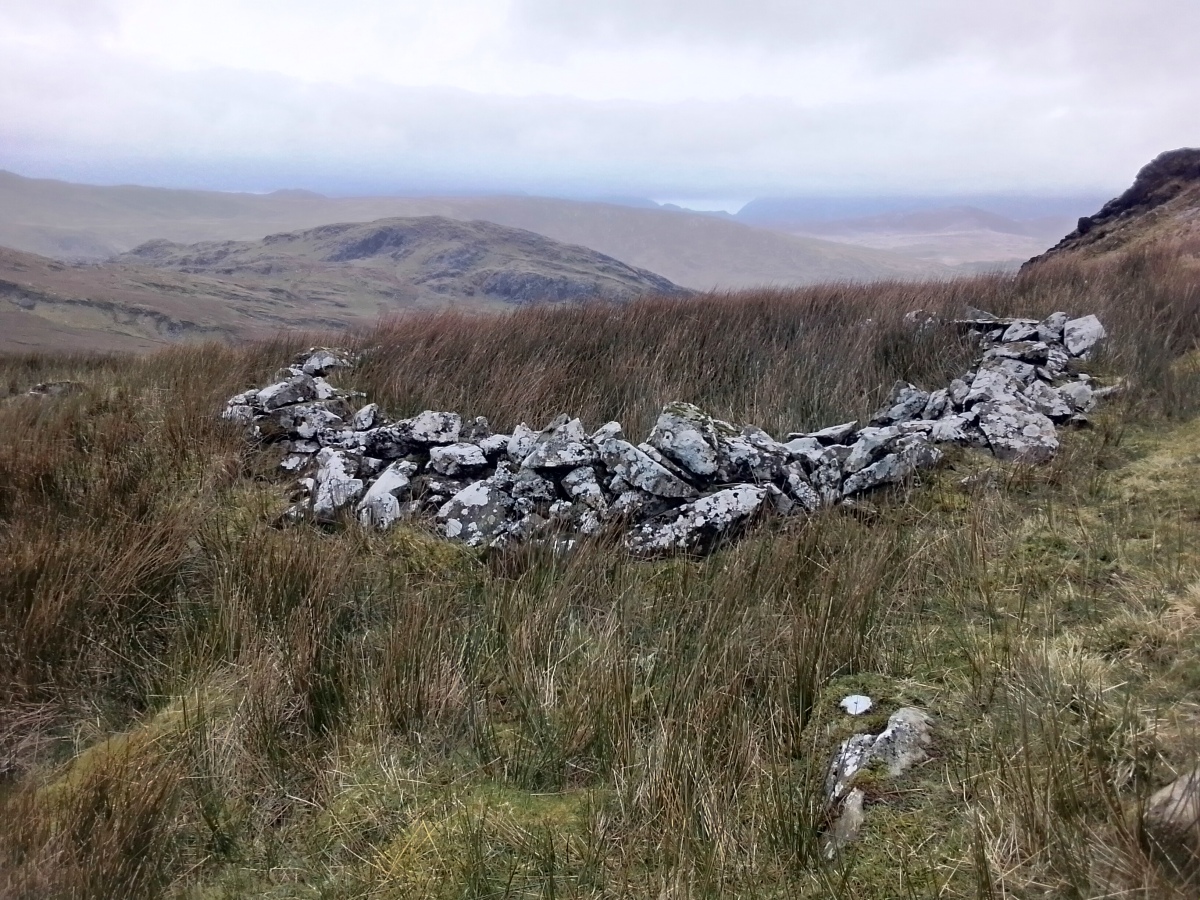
[1,251,1198,898]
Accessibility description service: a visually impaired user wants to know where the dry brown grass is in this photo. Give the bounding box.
[0,250,1198,898]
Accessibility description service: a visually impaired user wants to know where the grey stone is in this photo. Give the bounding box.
[313,449,364,519]
[428,443,489,476]
[351,403,379,431]
[646,402,720,476]
[805,421,858,445]
[562,466,609,511]
[948,378,971,408]
[826,707,934,803]
[598,437,699,499]
[1063,314,1106,357]
[1142,767,1200,882]
[843,426,902,474]
[1001,321,1038,342]
[982,357,1037,385]
[475,433,511,459]
[258,373,319,410]
[921,389,950,420]
[841,452,915,497]
[782,462,822,511]
[965,368,1025,407]
[976,401,1059,463]
[406,410,462,446]
[1057,380,1095,413]
[297,348,354,376]
[356,460,418,528]
[222,404,255,425]
[437,478,516,547]
[522,417,596,469]
[627,485,768,554]
[871,381,930,426]
[1036,311,1068,344]
[930,414,974,444]
[984,340,1051,364]
[510,467,558,502]
[507,424,538,464]
[1022,380,1073,421]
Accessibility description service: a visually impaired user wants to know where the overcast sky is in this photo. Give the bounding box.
[1,0,1196,201]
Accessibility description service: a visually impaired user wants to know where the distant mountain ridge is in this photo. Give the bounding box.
[0,216,685,353]
[0,170,949,288]
[119,216,685,307]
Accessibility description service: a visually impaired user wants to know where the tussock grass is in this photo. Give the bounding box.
[1,249,1199,898]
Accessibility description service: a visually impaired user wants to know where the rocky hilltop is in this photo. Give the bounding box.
[121,216,685,312]
[1028,148,1200,265]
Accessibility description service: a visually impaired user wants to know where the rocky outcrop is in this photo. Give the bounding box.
[223,316,1110,555]
[1026,148,1200,266]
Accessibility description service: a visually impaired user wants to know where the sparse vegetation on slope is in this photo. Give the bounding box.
[1,249,1198,898]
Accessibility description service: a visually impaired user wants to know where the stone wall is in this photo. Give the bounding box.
[222,311,1112,554]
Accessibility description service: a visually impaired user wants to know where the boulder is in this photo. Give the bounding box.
[826,707,934,803]
[871,381,930,426]
[1057,380,1095,413]
[1036,311,1068,344]
[627,485,768,554]
[1000,321,1038,342]
[841,452,915,497]
[646,402,721,476]
[1142,767,1200,882]
[406,410,462,446]
[428,443,489,476]
[437,478,516,547]
[510,467,558,502]
[598,437,699,499]
[475,433,511,459]
[507,424,539,464]
[843,426,902,474]
[356,460,418,528]
[313,449,365,519]
[297,348,354,376]
[715,427,791,483]
[984,341,1051,364]
[1022,380,1073,421]
[976,401,1059,463]
[1063,314,1106,357]
[258,373,319,410]
[351,403,379,431]
[522,416,597,469]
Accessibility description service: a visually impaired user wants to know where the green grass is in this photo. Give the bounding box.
[2,250,1199,897]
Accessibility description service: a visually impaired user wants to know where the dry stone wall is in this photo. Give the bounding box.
[222,310,1112,554]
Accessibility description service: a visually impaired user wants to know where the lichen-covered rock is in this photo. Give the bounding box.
[437,478,516,547]
[984,340,1051,364]
[407,410,462,446]
[351,403,379,431]
[976,401,1059,463]
[297,348,354,376]
[1000,320,1038,342]
[1036,311,1068,344]
[562,466,608,511]
[1064,314,1106,357]
[964,368,1025,406]
[843,426,902,474]
[313,449,364,519]
[646,402,720,476]
[1142,767,1200,882]
[429,443,489,476]
[258,373,320,410]
[715,427,790,483]
[1022,380,1073,421]
[474,433,511,459]
[826,707,934,804]
[871,381,930,426]
[510,467,558,502]
[507,424,539,465]
[1057,380,1095,413]
[522,416,597,469]
[356,460,417,528]
[782,463,822,511]
[597,437,699,499]
[841,452,915,497]
[627,485,767,554]
[804,421,858,445]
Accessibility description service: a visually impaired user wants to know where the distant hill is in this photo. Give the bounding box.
[0,171,949,289]
[120,216,685,308]
[1027,148,1200,266]
[0,217,685,353]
